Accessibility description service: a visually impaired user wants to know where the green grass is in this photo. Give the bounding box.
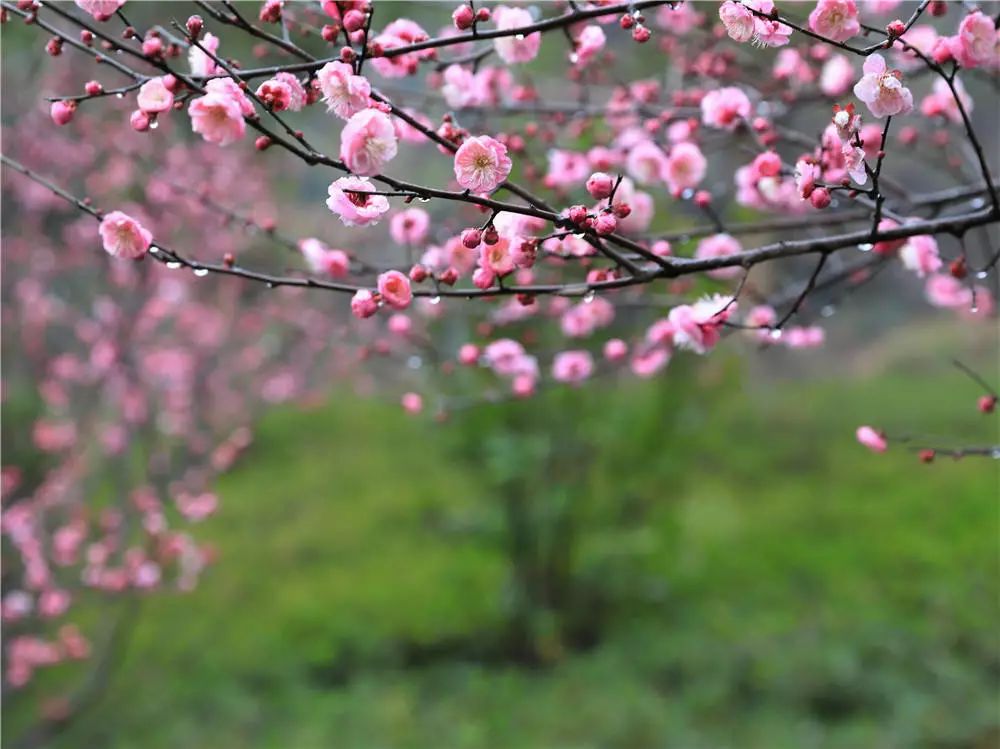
[6,364,999,749]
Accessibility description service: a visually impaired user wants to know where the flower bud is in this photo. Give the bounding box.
[129,109,151,132]
[810,187,831,209]
[452,4,474,30]
[343,8,365,32]
[50,100,76,126]
[185,15,203,39]
[461,228,482,248]
[586,172,614,200]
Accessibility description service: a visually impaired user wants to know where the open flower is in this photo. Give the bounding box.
[552,350,594,384]
[899,235,942,277]
[299,238,350,277]
[453,135,513,193]
[808,0,860,43]
[188,78,254,146]
[188,31,220,77]
[340,108,398,176]
[719,1,754,42]
[493,6,542,63]
[701,87,752,130]
[98,211,152,259]
[316,61,371,119]
[664,142,707,194]
[326,176,390,226]
[136,77,174,114]
[74,0,125,21]
[946,11,998,70]
[853,53,913,118]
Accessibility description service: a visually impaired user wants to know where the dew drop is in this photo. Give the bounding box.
[406,355,422,369]
[820,305,836,317]
[976,270,989,280]
[857,243,873,253]
[149,119,158,130]
[569,53,579,64]
[166,261,182,270]
[149,245,160,254]
[193,268,209,277]
[681,188,694,200]
[769,328,783,340]
[429,295,442,305]
[418,197,431,203]
[970,303,979,313]
[515,33,525,40]
[971,197,985,209]
[991,448,1000,460]
[583,290,596,303]
[115,92,125,99]
[266,282,276,289]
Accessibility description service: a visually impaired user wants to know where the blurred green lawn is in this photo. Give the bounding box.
[11,355,1000,749]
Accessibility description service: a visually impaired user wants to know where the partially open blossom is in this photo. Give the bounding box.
[74,0,125,21]
[696,234,743,279]
[136,77,174,114]
[899,235,942,277]
[350,289,379,318]
[586,172,615,200]
[299,238,350,278]
[316,61,371,119]
[453,135,513,193]
[719,1,754,42]
[701,87,752,130]
[390,208,430,245]
[188,31,220,77]
[98,211,152,259]
[493,6,542,63]
[377,270,413,310]
[340,108,398,176]
[327,176,390,226]
[856,425,888,453]
[946,11,998,69]
[552,350,594,384]
[853,53,913,118]
[808,0,860,43]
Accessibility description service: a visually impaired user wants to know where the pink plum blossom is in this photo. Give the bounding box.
[946,11,998,70]
[188,32,220,77]
[625,141,670,186]
[326,176,390,226]
[136,77,174,114]
[701,87,752,131]
[493,6,542,64]
[820,54,854,96]
[299,238,350,278]
[351,289,379,318]
[696,234,743,279]
[746,0,792,46]
[719,1,754,43]
[856,426,887,453]
[98,211,152,259]
[401,392,423,413]
[74,0,125,21]
[552,350,594,384]
[390,208,430,245]
[377,270,413,310]
[668,294,736,354]
[898,235,941,278]
[574,25,606,67]
[454,135,513,193]
[853,53,913,118]
[920,77,973,124]
[808,0,860,43]
[316,61,371,119]
[188,78,254,146]
[370,19,435,78]
[340,108,398,176]
[664,142,707,194]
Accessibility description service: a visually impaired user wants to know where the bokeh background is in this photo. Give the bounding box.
[2,2,999,748]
